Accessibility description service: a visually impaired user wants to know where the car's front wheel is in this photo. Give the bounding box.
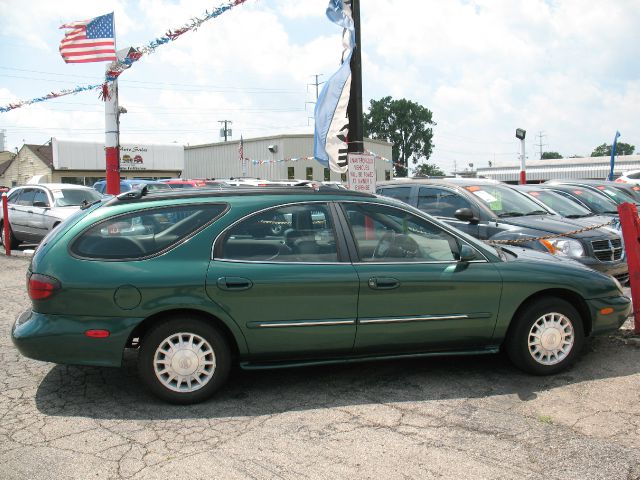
[506,298,584,375]
[138,316,231,404]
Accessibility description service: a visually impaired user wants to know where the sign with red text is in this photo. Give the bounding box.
[347,154,376,193]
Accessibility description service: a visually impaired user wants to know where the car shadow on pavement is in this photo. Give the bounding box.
[35,335,640,420]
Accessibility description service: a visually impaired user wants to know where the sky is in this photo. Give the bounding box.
[0,0,638,175]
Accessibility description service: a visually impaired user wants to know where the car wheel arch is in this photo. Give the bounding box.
[505,289,592,341]
[126,308,244,360]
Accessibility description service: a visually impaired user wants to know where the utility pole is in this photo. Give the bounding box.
[536,131,547,159]
[218,120,232,142]
[306,74,325,125]
[308,74,325,102]
[347,0,363,154]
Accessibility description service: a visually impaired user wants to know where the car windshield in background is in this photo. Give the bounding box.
[528,190,592,218]
[464,185,547,217]
[53,188,103,207]
[563,188,618,214]
[595,186,638,205]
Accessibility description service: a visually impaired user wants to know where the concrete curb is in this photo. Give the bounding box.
[0,249,35,258]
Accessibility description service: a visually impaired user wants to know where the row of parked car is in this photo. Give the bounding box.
[377,178,639,285]
[11,178,632,404]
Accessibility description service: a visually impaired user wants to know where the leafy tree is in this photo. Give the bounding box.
[541,151,563,159]
[591,142,635,157]
[363,96,435,177]
[414,163,445,177]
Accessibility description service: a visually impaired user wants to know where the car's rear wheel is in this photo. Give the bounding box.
[138,316,231,404]
[506,298,584,375]
[0,222,20,250]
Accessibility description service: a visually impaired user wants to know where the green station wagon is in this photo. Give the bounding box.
[12,187,631,404]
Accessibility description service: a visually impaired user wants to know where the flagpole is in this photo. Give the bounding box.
[347,0,363,154]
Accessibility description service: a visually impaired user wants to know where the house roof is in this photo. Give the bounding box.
[24,144,54,168]
[0,158,13,176]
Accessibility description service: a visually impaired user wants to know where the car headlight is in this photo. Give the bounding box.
[540,238,585,258]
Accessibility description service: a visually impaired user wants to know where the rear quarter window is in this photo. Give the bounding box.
[70,203,227,260]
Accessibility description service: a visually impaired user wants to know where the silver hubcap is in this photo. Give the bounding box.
[153,332,216,393]
[528,312,575,365]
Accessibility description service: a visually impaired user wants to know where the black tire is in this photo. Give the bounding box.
[138,316,232,404]
[505,298,584,375]
[0,222,20,250]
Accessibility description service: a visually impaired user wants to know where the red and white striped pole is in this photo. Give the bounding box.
[104,78,120,195]
[516,128,526,185]
[2,193,10,256]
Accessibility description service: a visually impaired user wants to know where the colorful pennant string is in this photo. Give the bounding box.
[1,0,250,113]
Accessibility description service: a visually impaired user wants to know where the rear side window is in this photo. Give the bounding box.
[378,186,412,204]
[71,204,226,260]
[217,203,338,263]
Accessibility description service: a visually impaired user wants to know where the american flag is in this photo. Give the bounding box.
[59,13,117,64]
[238,135,245,160]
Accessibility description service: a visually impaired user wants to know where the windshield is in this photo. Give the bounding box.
[464,184,548,217]
[594,185,638,204]
[53,188,103,207]
[557,188,618,214]
[527,190,592,217]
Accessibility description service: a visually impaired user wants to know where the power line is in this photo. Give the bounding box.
[536,131,547,159]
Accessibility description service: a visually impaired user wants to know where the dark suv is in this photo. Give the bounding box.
[377,178,628,283]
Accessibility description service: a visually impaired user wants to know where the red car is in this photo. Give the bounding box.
[159,179,207,189]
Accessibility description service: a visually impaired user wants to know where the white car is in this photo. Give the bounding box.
[615,170,640,185]
[0,183,103,248]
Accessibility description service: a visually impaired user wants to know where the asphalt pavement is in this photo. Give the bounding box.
[1,253,639,479]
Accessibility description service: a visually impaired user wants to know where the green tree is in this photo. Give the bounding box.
[591,142,635,157]
[363,96,435,177]
[414,163,445,177]
[541,151,563,159]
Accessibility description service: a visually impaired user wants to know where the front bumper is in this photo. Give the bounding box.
[11,309,142,367]
[587,295,632,336]
[579,257,629,284]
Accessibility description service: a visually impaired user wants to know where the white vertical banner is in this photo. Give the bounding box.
[347,153,376,193]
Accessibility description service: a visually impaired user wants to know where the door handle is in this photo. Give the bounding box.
[368,277,400,290]
[217,277,253,291]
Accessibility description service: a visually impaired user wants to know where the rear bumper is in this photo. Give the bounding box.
[587,295,632,336]
[11,309,142,367]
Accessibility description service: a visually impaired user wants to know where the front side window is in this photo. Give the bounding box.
[72,203,226,260]
[218,203,338,263]
[342,203,461,262]
[417,187,471,217]
[53,188,102,207]
[32,189,50,207]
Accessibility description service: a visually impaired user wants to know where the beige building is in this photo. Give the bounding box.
[0,151,17,187]
[184,134,394,183]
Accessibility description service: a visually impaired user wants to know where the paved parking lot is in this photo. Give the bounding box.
[1,253,640,479]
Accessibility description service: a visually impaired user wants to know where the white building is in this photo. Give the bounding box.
[184,134,394,183]
[477,155,640,183]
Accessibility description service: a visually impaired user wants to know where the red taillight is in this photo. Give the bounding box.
[28,273,61,300]
[85,330,110,338]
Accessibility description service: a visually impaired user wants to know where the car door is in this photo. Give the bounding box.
[208,202,359,360]
[10,188,36,240]
[29,188,52,241]
[339,201,502,354]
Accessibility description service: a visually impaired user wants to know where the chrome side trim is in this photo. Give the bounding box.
[359,314,469,325]
[255,320,356,328]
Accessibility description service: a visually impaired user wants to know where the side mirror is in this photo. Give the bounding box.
[33,201,49,208]
[454,207,478,223]
[459,244,477,262]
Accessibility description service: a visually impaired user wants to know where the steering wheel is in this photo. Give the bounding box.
[373,231,420,259]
